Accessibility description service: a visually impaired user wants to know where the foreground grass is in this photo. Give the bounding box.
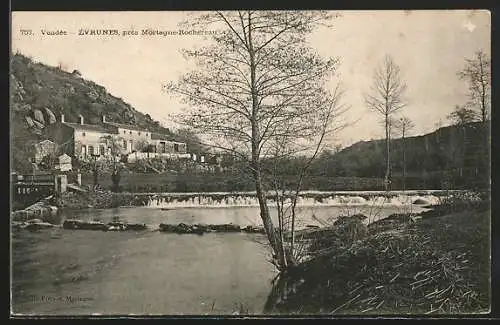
[269,206,490,315]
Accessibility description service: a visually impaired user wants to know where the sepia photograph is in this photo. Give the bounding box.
[10,10,491,316]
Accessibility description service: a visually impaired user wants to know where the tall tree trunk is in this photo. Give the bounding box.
[248,12,286,270]
[402,125,406,191]
[254,168,284,267]
[479,54,487,123]
[385,113,390,191]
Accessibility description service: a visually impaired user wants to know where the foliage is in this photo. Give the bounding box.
[39,152,58,170]
[447,105,478,126]
[134,139,150,153]
[175,127,205,154]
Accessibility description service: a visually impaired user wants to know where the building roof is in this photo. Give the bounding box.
[104,121,152,132]
[62,121,185,144]
[63,122,118,133]
[37,139,55,144]
[58,153,71,162]
[151,132,178,142]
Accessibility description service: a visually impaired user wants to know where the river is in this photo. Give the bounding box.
[11,203,429,315]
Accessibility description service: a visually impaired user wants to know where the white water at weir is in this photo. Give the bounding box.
[143,191,446,209]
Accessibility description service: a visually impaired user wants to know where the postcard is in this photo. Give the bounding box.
[10,10,491,317]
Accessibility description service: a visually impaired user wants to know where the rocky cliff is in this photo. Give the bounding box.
[10,52,176,172]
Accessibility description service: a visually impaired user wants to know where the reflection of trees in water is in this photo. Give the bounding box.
[263,269,311,314]
[263,274,288,314]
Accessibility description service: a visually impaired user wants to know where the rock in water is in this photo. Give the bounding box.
[243,225,266,234]
[63,219,107,231]
[159,223,176,232]
[212,223,241,232]
[24,221,55,231]
[177,223,193,234]
[106,221,126,231]
[190,225,205,236]
[413,198,430,205]
[126,223,147,231]
[11,221,25,231]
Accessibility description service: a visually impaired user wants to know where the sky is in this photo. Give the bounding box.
[11,10,490,147]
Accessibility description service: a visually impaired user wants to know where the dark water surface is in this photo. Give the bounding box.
[11,205,424,315]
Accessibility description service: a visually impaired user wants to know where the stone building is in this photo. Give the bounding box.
[44,114,187,160]
[150,132,187,154]
[33,139,57,163]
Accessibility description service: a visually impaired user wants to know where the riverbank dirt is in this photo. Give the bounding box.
[268,204,490,315]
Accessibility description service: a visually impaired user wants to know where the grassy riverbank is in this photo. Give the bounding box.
[268,200,490,315]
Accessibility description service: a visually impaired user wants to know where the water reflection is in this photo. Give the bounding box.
[12,205,421,315]
[11,209,278,315]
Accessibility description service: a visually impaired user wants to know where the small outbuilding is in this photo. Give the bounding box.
[56,153,72,172]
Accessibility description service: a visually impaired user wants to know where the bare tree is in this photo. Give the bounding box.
[176,127,205,154]
[100,135,125,192]
[165,11,345,272]
[364,55,408,191]
[394,117,414,191]
[135,139,149,153]
[268,84,347,267]
[458,50,490,123]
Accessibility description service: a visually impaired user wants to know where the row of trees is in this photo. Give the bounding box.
[364,49,490,191]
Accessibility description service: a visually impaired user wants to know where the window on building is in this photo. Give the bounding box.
[129,131,132,135]
[99,145,105,156]
[123,139,127,150]
[88,145,94,156]
[138,132,141,136]
[123,130,126,134]
[174,143,179,152]
[82,132,86,136]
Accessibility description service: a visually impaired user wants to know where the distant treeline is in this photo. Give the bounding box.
[307,121,489,191]
[28,121,490,193]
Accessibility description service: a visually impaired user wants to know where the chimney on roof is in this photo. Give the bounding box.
[79,114,84,125]
[60,114,65,123]
[102,115,106,123]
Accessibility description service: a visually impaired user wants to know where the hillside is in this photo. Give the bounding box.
[9,52,490,191]
[312,122,490,190]
[10,52,178,172]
